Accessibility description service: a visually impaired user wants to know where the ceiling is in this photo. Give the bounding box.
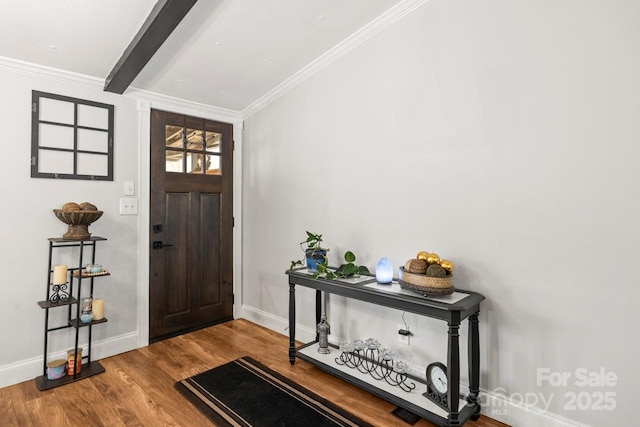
[0,0,404,113]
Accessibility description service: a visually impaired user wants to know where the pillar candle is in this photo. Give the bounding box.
[52,265,68,285]
[92,299,105,320]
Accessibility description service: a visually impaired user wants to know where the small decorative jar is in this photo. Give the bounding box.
[46,359,67,380]
[80,311,93,323]
[88,264,103,273]
[81,297,93,312]
[67,348,83,375]
[80,298,93,323]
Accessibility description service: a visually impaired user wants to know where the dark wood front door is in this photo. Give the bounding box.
[149,109,234,340]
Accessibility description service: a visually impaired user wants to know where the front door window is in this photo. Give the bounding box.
[165,124,222,175]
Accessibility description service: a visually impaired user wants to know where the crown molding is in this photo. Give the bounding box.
[1,0,428,123]
[0,55,242,124]
[0,56,104,89]
[125,87,243,124]
[241,0,429,119]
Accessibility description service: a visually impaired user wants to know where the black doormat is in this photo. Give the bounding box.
[176,356,373,427]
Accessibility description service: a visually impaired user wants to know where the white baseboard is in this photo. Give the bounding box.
[0,331,139,389]
[240,304,316,343]
[239,304,588,427]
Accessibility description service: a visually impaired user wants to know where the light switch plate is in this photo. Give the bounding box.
[124,181,135,196]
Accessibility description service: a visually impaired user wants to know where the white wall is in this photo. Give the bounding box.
[0,54,244,390]
[0,64,141,385]
[0,60,245,389]
[241,1,640,426]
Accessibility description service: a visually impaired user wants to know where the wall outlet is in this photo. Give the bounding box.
[119,198,138,215]
[398,324,410,345]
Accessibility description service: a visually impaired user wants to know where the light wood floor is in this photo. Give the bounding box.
[1,319,508,426]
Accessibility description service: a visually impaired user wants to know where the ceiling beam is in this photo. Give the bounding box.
[104,0,198,94]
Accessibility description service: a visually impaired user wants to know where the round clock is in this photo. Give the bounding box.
[424,362,449,410]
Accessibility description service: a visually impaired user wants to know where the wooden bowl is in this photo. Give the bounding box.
[398,267,454,296]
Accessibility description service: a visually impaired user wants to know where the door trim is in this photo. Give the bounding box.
[135,98,243,348]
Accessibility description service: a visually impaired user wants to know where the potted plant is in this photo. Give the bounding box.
[290,231,328,272]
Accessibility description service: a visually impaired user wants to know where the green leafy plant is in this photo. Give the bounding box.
[290,231,329,270]
[313,250,369,280]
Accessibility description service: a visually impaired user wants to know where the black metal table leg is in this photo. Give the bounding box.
[315,290,321,341]
[288,282,296,364]
[468,312,481,420]
[447,313,461,426]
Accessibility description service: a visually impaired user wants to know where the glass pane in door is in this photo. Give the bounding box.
[185,128,204,151]
[165,125,183,148]
[166,150,183,172]
[205,155,221,175]
[187,153,204,174]
[205,132,222,153]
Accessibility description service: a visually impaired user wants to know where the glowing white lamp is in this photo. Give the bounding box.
[375,258,393,284]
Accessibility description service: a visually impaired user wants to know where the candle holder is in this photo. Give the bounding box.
[49,283,70,304]
[80,311,93,323]
[80,298,93,323]
[336,339,416,393]
[49,264,70,303]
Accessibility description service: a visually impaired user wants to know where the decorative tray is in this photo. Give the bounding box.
[73,270,110,278]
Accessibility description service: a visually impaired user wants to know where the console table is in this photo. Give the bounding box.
[287,269,485,427]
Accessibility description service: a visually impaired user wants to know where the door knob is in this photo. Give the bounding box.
[152,240,174,249]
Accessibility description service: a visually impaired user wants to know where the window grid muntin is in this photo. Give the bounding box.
[31,91,114,180]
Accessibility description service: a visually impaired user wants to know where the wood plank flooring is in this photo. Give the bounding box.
[2,319,509,426]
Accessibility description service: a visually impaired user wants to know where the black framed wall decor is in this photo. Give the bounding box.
[31,91,114,181]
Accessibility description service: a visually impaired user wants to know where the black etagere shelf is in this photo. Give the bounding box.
[35,236,109,391]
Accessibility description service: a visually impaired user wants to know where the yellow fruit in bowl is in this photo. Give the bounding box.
[440,259,454,273]
[417,251,429,261]
[426,253,441,265]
